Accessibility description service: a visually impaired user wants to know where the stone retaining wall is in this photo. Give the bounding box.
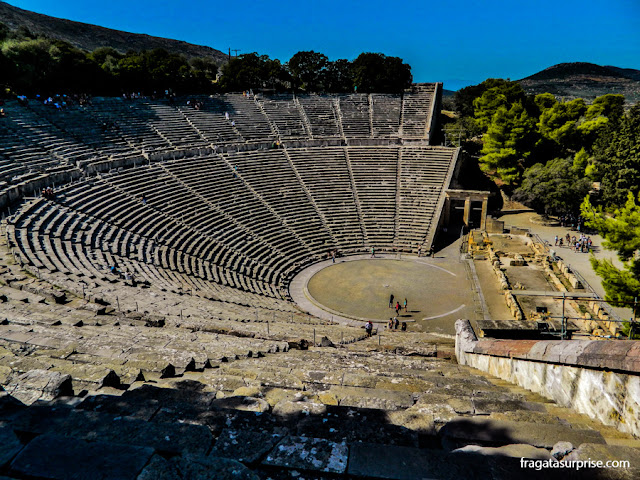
[1,168,83,210]
[455,319,640,437]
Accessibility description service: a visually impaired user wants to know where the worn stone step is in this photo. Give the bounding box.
[9,433,154,480]
[440,417,606,450]
[6,404,213,455]
[327,385,415,410]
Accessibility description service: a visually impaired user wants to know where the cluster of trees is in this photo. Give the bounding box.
[218,50,412,93]
[450,79,640,330]
[448,79,632,213]
[0,25,218,96]
[0,24,412,96]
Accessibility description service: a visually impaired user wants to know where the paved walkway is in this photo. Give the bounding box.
[498,212,634,320]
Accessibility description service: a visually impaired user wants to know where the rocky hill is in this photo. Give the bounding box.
[0,1,227,63]
[518,62,640,103]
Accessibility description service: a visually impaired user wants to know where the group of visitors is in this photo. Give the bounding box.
[41,187,56,199]
[387,316,407,331]
[223,111,236,127]
[108,263,136,284]
[558,214,584,231]
[388,294,407,313]
[387,294,408,331]
[186,99,204,110]
[554,233,592,253]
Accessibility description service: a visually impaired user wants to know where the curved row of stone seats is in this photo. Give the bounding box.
[371,93,402,137]
[347,146,398,247]
[177,99,244,144]
[6,194,285,305]
[0,254,300,337]
[224,149,336,252]
[1,89,439,175]
[338,94,372,137]
[220,94,276,141]
[99,163,289,285]
[0,109,77,185]
[397,146,458,249]
[286,147,365,249]
[176,313,367,346]
[55,178,278,292]
[26,102,133,158]
[87,98,173,153]
[0,320,290,396]
[256,94,308,139]
[144,102,209,148]
[7,145,459,296]
[161,154,314,276]
[297,94,341,137]
[401,83,436,138]
[2,102,104,165]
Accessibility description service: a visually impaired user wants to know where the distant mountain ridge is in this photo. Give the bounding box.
[0,1,227,63]
[518,62,640,103]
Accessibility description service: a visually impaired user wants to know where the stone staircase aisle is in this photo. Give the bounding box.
[344,148,370,247]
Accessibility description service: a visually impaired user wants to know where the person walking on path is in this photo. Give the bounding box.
[389,294,394,308]
[404,298,408,312]
[371,246,375,258]
[365,321,373,337]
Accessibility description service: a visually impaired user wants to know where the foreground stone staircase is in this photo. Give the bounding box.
[0,324,639,479]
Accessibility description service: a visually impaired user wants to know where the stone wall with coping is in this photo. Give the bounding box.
[455,319,640,437]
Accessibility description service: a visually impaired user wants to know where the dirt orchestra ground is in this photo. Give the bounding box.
[290,242,478,335]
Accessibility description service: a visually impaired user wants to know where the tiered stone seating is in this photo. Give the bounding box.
[225,149,335,254]
[0,102,99,171]
[397,146,456,250]
[221,94,275,141]
[2,88,639,479]
[8,180,282,300]
[143,103,208,148]
[297,94,340,137]
[7,142,459,301]
[371,93,402,137]
[26,102,133,158]
[401,83,436,138]
[339,94,372,137]
[287,147,364,249]
[162,154,312,279]
[177,98,243,144]
[347,147,398,247]
[88,98,171,152]
[256,94,307,138]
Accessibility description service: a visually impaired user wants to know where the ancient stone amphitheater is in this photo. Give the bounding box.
[0,85,638,479]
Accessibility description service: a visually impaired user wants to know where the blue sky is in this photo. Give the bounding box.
[6,0,640,90]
